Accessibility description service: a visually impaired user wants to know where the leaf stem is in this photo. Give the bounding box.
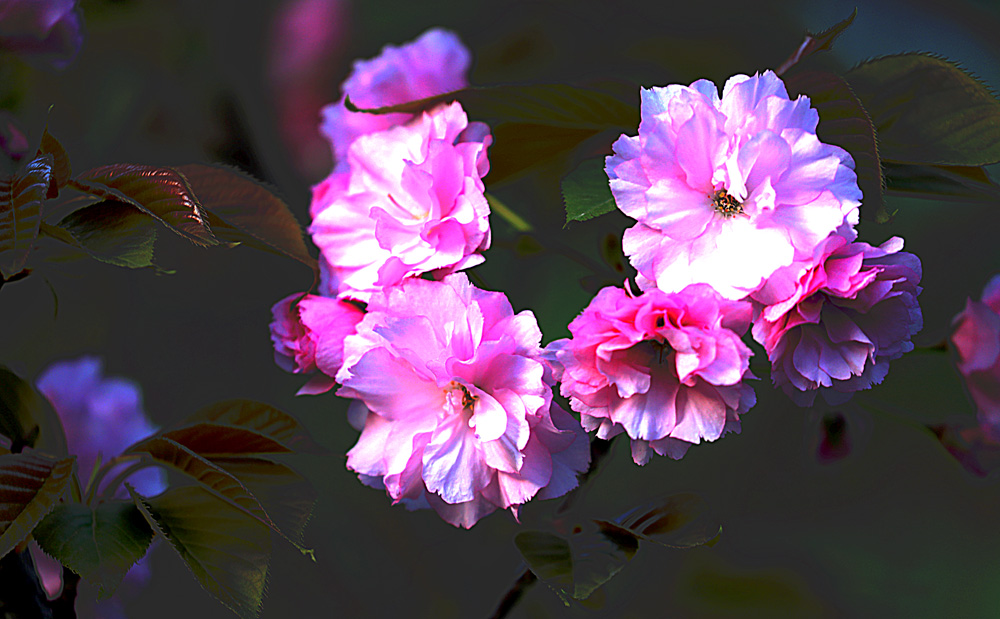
[488,568,537,619]
[486,193,533,232]
[85,454,145,504]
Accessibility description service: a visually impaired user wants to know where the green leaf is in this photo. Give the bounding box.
[488,123,609,185]
[514,521,639,604]
[129,485,270,619]
[0,365,68,456]
[846,53,1000,166]
[602,492,722,549]
[55,200,159,269]
[173,164,314,269]
[179,400,321,454]
[0,154,52,278]
[776,8,857,75]
[562,157,617,224]
[33,501,154,598]
[0,453,75,559]
[883,162,1000,202]
[346,83,638,130]
[69,164,218,247]
[784,70,886,222]
[36,128,72,191]
[126,436,285,535]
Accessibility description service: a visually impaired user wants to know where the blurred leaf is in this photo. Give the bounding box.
[129,485,270,619]
[55,200,158,269]
[36,129,71,192]
[33,501,153,598]
[346,83,638,130]
[846,53,1000,166]
[69,164,218,247]
[599,233,629,276]
[173,164,314,269]
[0,365,68,456]
[784,70,886,222]
[0,453,74,559]
[563,157,616,224]
[179,400,321,454]
[0,154,52,278]
[602,492,722,549]
[883,162,1000,202]
[514,522,639,604]
[488,123,607,185]
[776,8,857,75]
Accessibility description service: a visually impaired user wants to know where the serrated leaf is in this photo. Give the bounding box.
[514,522,639,603]
[55,200,158,269]
[347,83,638,130]
[179,400,321,454]
[0,154,52,278]
[69,164,218,247]
[563,157,616,224]
[776,8,857,75]
[0,365,68,456]
[33,501,153,598]
[0,453,75,559]
[846,53,1000,166]
[129,485,270,619]
[173,164,314,268]
[36,129,72,191]
[603,492,722,549]
[784,70,886,222]
[882,162,1000,202]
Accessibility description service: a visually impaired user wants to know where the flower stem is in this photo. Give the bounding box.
[488,568,538,619]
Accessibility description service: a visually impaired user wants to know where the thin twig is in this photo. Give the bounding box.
[488,568,537,619]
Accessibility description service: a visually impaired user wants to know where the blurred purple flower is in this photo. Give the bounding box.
[0,0,84,69]
[752,234,922,405]
[320,27,471,171]
[951,274,1000,438]
[32,356,164,615]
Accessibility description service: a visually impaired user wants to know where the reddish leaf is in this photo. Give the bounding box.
[0,154,52,278]
[179,400,321,453]
[159,425,292,457]
[35,129,72,192]
[785,70,886,222]
[0,365,68,457]
[883,162,1000,202]
[601,492,722,549]
[70,164,217,247]
[0,452,75,558]
[173,164,314,268]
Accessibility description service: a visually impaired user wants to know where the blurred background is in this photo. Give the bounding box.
[3,0,1000,616]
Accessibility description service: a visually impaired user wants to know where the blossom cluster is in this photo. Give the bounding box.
[271,29,588,528]
[270,32,924,523]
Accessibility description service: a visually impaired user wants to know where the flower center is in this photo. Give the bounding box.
[711,189,745,218]
[446,380,478,415]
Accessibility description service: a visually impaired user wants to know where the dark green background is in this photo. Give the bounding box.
[3,0,1000,616]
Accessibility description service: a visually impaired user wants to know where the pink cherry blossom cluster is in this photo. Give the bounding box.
[270,29,589,528]
[951,274,1000,437]
[270,34,925,523]
[550,71,922,464]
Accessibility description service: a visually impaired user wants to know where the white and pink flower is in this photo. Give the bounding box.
[321,27,470,170]
[310,101,492,302]
[336,274,589,528]
[547,284,755,465]
[752,233,922,405]
[606,71,861,300]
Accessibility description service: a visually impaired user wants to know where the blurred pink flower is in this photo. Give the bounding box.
[266,0,350,179]
[33,356,164,614]
[606,71,861,300]
[337,274,589,528]
[270,292,365,394]
[752,234,922,405]
[547,284,755,465]
[310,101,491,302]
[951,274,1000,437]
[0,0,83,69]
[321,27,470,171]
